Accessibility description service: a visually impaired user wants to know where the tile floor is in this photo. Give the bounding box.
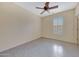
[0,37,79,57]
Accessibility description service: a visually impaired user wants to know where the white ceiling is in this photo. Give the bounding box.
[15,2,78,17]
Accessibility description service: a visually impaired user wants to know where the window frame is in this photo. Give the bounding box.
[52,16,64,35]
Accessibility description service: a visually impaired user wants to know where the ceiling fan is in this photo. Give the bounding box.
[36,2,58,14]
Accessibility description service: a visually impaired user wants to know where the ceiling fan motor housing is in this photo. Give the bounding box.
[44,6,48,10]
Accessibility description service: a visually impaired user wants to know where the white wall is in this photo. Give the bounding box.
[42,9,77,44]
[75,3,79,16]
[0,3,41,52]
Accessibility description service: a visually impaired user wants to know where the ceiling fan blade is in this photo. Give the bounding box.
[49,5,58,9]
[36,7,44,9]
[47,10,50,13]
[40,10,45,14]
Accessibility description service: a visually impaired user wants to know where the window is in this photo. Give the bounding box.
[53,16,64,35]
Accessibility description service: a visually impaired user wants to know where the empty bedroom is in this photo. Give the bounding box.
[0,2,79,57]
